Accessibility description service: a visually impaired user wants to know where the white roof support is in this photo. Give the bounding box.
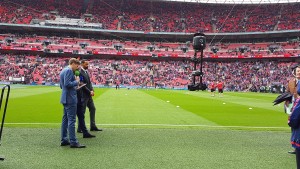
[157,0,299,4]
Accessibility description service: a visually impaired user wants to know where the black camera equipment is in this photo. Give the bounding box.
[181,45,188,53]
[79,42,89,49]
[42,40,51,47]
[188,33,207,91]
[114,44,123,51]
[193,34,206,51]
[147,45,155,52]
[211,46,219,54]
[268,45,279,53]
[239,46,248,53]
[5,38,13,46]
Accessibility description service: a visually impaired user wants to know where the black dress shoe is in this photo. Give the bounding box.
[60,142,70,146]
[90,127,103,131]
[83,133,96,138]
[77,129,83,133]
[70,143,86,148]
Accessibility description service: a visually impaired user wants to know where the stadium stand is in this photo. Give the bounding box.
[0,0,299,92]
[0,53,294,91]
[0,34,299,58]
[0,0,299,32]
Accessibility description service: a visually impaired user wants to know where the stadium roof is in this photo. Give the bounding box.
[159,0,299,4]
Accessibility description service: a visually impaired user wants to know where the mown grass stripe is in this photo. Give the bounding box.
[3,122,290,130]
[141,89,287,127]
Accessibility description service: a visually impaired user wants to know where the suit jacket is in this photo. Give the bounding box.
[287,78,298,99]
[290,98,300,149]
[80,68,93,99]
[60,66,78,105]
[289,82,300,127]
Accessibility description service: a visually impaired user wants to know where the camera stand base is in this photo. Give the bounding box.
[0,156,4,160]
[188,83,207,91]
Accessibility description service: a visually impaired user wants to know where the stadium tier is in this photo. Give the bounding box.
[0,54,294,91]
[0,0,299,32]
[0,34,299,58]
[0,0,299,91]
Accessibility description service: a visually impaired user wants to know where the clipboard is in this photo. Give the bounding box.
[76,83,86,90]
[285,103,293,115]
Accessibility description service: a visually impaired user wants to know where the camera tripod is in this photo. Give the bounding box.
[191,49,204,86]
[188,48,207,91]
[0,85,10,161]
[188,33,207,91]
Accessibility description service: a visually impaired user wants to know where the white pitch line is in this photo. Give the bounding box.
[4,123,289,129]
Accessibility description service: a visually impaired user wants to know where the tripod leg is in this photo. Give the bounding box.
[0,85,10,162]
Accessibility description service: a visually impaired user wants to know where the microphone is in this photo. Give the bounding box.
[75,70,80,76]
[74,70,81,90]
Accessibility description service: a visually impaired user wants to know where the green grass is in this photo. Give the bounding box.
[142,89,286,128]
[5,86,108,125]
[0,85,295,169]
[0,128,295,169]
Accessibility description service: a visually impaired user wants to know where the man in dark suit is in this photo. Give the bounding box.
[77,60,102,132]
[59,58,85,148]
[76,78,96,138]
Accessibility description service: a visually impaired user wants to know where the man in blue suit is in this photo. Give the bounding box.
[60,58,85,148]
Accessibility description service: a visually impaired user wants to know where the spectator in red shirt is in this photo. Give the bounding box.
[210,82,216,97]
[115,79,120,90]
[217,81,224,97]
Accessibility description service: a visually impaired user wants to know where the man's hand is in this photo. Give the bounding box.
[75,76,80,83]
[91,91,94,96]
[285,100,290,106]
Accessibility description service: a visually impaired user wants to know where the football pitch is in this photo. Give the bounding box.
[0,85,296,168]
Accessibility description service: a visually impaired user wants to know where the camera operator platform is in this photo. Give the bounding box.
[188,33,207,91]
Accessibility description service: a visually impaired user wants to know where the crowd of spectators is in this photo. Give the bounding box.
[0,0,299,32]
[202,61,291,91]
[0,54,295,91]
[0,34,299,58]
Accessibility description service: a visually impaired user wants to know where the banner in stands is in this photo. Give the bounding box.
[9,76,25,82]
[0,81,10,85]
